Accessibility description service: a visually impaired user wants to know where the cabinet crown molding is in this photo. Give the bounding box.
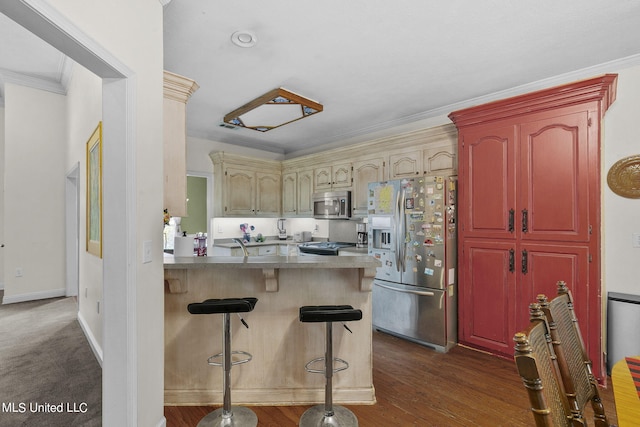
[163,70,199,103]
[448,74,617,128]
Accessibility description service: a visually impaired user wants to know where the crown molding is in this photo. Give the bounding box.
[0,68,67,95]
[163,70,199,103]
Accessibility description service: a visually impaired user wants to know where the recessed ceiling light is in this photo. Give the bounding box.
[231,30,257,48]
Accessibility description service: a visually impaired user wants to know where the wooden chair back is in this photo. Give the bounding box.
[514,303,573,427]
[536,281,612,427]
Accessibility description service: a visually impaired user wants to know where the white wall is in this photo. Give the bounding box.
[0,106,4,290]
[3,84,67,303]
[66,64,104,350]
[603,65,640,297]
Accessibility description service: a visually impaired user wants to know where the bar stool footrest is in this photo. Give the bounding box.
[207,350,252,367]
[304,356,349,374]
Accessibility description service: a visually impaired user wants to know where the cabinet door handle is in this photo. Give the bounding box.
[509,249,515,272]
[522,209,528,233]
[508,209,515,233]
[521,250,528,274]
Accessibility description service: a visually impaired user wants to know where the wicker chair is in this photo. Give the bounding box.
[536,281,613,427]
[514,303,574,426]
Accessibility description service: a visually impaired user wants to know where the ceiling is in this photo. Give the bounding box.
[2,1,640,158]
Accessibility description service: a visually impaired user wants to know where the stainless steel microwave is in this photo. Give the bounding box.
[312,191,351,219]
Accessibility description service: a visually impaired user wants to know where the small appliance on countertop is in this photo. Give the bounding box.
[356,222,368,248]
[277,218,287,240]
[293,231,313,242]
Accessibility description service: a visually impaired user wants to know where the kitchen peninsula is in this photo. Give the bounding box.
[163,254,380,406]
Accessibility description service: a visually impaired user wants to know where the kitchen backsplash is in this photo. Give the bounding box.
[211,217,326,240]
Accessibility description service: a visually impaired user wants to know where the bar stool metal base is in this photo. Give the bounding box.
[299,404,358,427]
[196,406,258,427]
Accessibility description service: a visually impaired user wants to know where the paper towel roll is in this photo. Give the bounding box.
[174,235,194,257]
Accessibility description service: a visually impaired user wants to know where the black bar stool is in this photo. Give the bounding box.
[299,305,363,427]
[187,297,258,427]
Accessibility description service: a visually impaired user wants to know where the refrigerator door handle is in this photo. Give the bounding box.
[374,282,435,297]
[399,187,407,271]
[395,187,403,272]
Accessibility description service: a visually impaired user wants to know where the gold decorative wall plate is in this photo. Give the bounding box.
[607,155,640,198]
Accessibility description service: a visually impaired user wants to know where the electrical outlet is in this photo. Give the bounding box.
[143,240,152,263]
[15,268,23,277]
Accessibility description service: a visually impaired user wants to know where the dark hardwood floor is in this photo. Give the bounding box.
[164,330,618,426]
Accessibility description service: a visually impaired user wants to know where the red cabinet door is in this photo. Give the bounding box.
[517,242,589,329]
[459,124,516,240]
[518,111,590,242]
[460,239,517,355]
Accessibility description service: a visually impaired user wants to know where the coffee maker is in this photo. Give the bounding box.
[277,218,287,240]
[356,222,368,248]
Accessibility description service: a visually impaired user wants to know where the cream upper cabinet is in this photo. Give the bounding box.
[282,172,297,216]
[163,71,198,217]
[256,172,281,215]
[211,152,281,217]
[224,166,255,216]
[389,150,423,178]
[314,163,352,192]
[352,157,385,217]
[297,169,314,216]
[423,147,457,176]
[314,166,332,191]
[281,168,314,216]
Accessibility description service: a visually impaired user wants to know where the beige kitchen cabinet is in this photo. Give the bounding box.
[281,168,314,217]
[352,157,385,217]
[211,152,281,217]
[423,147,456,176]
[282,172,297,216]
[255,172,281,215]
[297,169,314,216]
[314,163,351,192]
[389,150,422,178]
[163,71,198,217]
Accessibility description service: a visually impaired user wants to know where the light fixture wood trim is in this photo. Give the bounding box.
[223,87,323,131]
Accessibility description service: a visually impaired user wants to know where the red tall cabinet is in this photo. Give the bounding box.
[449,75,617,381]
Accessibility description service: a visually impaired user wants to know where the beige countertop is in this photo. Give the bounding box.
[163,253,379,270]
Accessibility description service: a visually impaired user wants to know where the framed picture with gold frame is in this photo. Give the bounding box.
[86,122,103,258]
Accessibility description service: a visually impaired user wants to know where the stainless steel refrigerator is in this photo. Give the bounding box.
[368,175,457,352]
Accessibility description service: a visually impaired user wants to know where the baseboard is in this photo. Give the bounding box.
[77,310,104,367]
[2,288,65,304]
[155,416,167,427]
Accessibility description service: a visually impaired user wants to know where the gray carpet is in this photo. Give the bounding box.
[0,292,102,426]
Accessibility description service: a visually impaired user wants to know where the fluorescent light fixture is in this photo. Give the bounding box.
[223,88,323,132]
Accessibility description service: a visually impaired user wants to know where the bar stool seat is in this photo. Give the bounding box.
[187,297,258,427]
[299,305,362,427]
